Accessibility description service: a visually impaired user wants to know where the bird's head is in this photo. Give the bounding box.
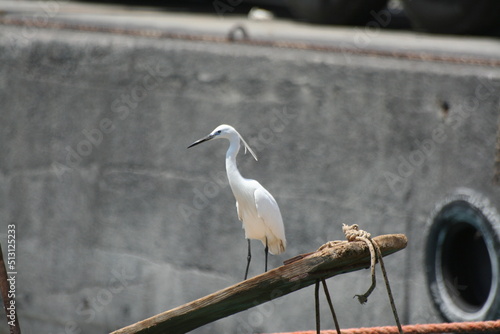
[188,124,258,161]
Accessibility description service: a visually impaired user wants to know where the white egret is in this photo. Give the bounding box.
[188,124,286,279]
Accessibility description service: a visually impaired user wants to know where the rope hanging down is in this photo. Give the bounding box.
[314,224,404,334]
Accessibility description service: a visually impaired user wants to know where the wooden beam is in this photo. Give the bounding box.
[0,243,21,334]
[111,234,407,334]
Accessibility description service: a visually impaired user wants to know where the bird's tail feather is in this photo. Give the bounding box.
[268,238,286,255]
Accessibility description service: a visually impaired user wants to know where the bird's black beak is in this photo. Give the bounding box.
[187,134,215,149]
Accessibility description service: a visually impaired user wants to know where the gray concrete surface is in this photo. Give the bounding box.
[1,1,500,333]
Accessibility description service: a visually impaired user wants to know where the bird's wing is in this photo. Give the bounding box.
[254,186,286,249]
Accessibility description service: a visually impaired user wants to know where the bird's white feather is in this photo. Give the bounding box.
[254,187,286,255]
[188,124,286,275]
[235,201,242,221]
[238,133,258,161]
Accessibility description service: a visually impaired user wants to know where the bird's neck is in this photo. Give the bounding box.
[225,138,244,185]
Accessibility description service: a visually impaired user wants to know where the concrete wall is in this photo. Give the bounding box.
[1,24,500,333]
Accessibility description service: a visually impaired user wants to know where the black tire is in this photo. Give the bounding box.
[402,0,500,34]
[425,189,500,322]
[286,0,389,25]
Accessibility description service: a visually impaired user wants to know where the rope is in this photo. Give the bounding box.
[373,239,403,334]
[274,320,500,334]
[314,225,404,334]
[342,224,404,334]
[345,225,376,305]
[2,17,500,67]
[342,224,371,241]
[321,279,341,334]
[315,280,321,334]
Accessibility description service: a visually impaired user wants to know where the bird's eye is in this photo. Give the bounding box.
[216,130,222,134]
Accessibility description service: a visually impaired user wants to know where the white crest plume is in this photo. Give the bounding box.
[238,132,258,161]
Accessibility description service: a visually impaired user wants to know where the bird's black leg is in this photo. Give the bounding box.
[244,239,251,280]
[264,237,269,273]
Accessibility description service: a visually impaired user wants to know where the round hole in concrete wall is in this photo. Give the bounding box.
[426,189,500,322]
[439,221,492,311]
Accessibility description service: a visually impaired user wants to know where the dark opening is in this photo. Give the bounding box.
[440,221,492,312]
